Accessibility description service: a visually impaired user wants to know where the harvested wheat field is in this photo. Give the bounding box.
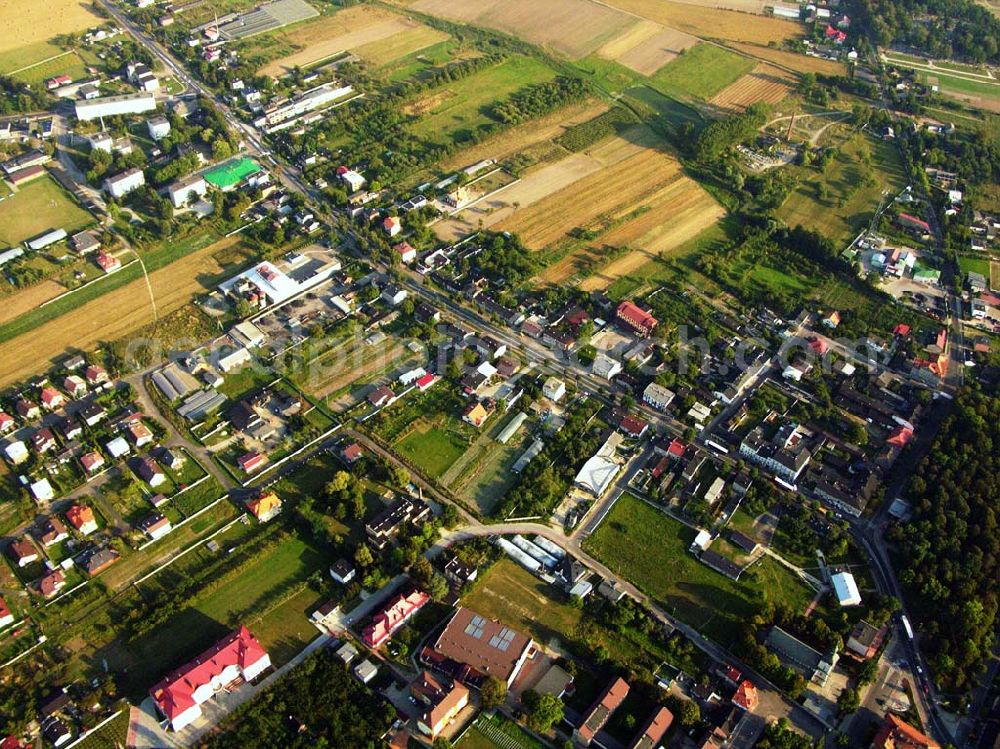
[434,131,653,242]
[434,99,609,173]
[411,0,637,59]
[600,22,698,75]
[578,186,724,289]
[260,5,443,75]
[0,280,64,325]
[0,237,245,386]
[728,42,843,75]
[710,65,794,110]
[602,0,802,44]
[0,0,102,71]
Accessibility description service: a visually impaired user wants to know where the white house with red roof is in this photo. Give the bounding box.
[383,216,402,237]
[0,412,13,434]
[15,399,40,420]
[66,505,98,535]
[39,387,64,411]
[393,241,417,264]
[96,251,121,274]
[238,451,266,474]
[150,626,271,732]
[85,365,110,385]
[0,596,14,628]
[363,589,429,648]
[415,373,437,392]
[616,301,658,337]
[62,376,87,398]
[80,451,105,475]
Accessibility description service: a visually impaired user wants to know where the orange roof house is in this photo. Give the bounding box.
[66,505,98,535]
[732,680,758,711]
[575,677,630,746]
[871,714,940,749]
[246,491,282,522]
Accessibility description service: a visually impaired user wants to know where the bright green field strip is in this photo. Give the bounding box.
[649,43,755,100]
[11,51,88,86]
[958,256,991,276]
[917,70,1000,100]
[0,229,220,344]
[0,175,93,248]
[407,56,557,143]
[584,494,812,645]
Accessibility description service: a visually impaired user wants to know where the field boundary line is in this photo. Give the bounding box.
[39,258,139,309]
[6,50,74,76]
[135,493,226,551]
[62,709,124,749]
[132,507,247,587]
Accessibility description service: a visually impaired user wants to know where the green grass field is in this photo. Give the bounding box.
[649,43,755,100]
[123,531,332,692]
[407,56,557,144]
[11,51,88,86]
[584,494,812,645]
[574,55,643,94]
[459,714,546,749]
[958,255,991,277]
[0,40,66,74]
[624,85,705,131]
[777,132,907,244]
[395,419,469,478]
[384,39,458,83]
[0,174,93,249]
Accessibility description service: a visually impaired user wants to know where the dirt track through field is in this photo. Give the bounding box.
[0,237,243,386]
[0,280,64,325]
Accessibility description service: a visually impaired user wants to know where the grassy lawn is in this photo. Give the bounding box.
[454,434,530,515]
[914,69,1000,105]
[777,131,907,244]
[123,530,333,692]
[11,51,88,86]
[395,419,469,478]
[573,55,643,94]
[408,56,557,144]
[381,38,458,82]
[649,43,755,100]
[0,40,66,74]
[249,582,328,666]
[750,265,810,295]
[625,85,705,131]
[584,494,812,646]
[0,174,93,248]
[958,255,991,277]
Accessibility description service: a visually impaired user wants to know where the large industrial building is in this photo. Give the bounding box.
[75,93,157,121]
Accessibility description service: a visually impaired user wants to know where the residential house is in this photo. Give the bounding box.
[330,558,356,584]
[462,400,495,428]
[365,496,431,550]
[85,365,110,386]
[38,569,66,598]
[592,353,622,380]
[103,167,145,198]
[62,376,86,398]
[136,457,167,488]
[127,422,154,447]
[16,398,40,419]
[0,412,13,435]
[238,451,266,474]
[154,446,185,471]
[626,706,673,749]
[443,557,478,588]
[821,311,841,329]
[354,659,379,684]
[66,505,98,535]
[643,382,675,411]
[368,385,396,408]
[0,597,13,628]
[381,284,408,306]
[394,241,417,264]
[575,677,630,746]
[542,377,566,402]
[476,336,506,361]
[363,588,430,648]
[413,671,470,740]
[424,607,535,687]
[36,517,68,546]
[150,627,271,732]
[8,538,39,567]
[383,216,402,237]
[56,416,82,441]
[106,436,130,459]
[732,680,758,711]
[341,442,363,464]
[138,512,172,540]
[846,620,884,660]
[3,440,28,465]
[246,490,282,522]
[32,428,56,454]
[40,387,64,411]
[81,403,107,427]
[80,546,120,575]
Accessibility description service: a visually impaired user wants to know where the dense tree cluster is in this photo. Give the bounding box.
[851,0,1000,62]
[693,103,769,161]
[0,76,49,114]
[490,76,588,125]
[205,649,395,749]
[888,387,1000,692]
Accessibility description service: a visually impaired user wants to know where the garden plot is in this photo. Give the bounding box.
[600,0,802,44]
